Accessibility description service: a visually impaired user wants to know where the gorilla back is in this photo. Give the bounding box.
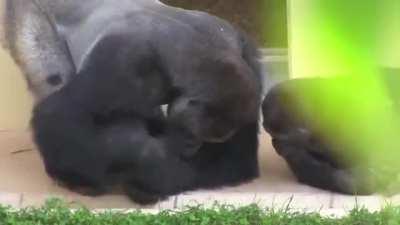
[59,0,262,146]
[3,0,262,149]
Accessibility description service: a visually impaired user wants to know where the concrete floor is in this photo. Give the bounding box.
[0,129,398,212]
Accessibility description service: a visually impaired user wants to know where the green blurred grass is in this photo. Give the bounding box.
[1,199,400,225]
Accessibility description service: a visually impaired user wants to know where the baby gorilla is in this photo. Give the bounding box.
[263,77,400,195]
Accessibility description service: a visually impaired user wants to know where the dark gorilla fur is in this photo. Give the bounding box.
[262,77,399,195]
[32,87,260,204]
[3,0,262,152]
[262,78,360,194]
[3,0,263,204]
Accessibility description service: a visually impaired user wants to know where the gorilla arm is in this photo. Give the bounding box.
[165,55,261,155]
[164,31,263,155]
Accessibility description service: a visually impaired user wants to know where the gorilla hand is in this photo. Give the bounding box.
[164,55,261,157]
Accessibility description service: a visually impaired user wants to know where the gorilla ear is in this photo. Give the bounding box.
[1,0,76,101]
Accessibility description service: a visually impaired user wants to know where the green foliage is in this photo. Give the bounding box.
[287,0,400,185]
[1,199,400,225]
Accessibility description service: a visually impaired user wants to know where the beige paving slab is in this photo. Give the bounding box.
[175,192,332,211]
[176,192,261,208]
[0,130,33,157]
[0,192,22,208]
[331,194,386,211]
[319,209,348,218]
[386,194,400,206]
[0,144,56,194]
[269,193,333,210]
[0,130,359,210]
[20,192,176,210]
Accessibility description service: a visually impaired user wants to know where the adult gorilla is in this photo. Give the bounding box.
[2,0,264,204]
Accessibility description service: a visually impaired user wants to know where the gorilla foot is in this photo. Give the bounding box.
[124,185,168,205]
[163,128,202,158]
[271,138,399,195]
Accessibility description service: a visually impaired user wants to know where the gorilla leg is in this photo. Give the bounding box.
[31,89,169,197]
[123,122,260,205]
[262,79,385,195]
[191,122,260,188]
[32,96,113,195]
[123,153,196,204]
[271,138,370,194]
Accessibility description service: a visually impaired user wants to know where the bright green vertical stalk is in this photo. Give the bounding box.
[378,0,400,68]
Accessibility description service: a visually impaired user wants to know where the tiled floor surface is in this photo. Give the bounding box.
[0,129,399,212]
